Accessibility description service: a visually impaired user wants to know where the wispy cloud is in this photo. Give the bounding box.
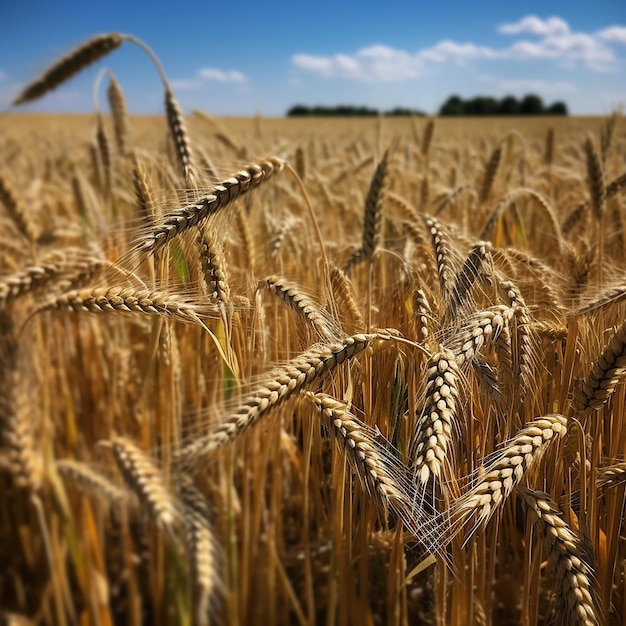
[478,75,577,95]
[172,67,247,90]
[498,16,570,36]
[292,15,624,81]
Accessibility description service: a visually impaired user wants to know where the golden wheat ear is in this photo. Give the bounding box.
[13,33,123,105]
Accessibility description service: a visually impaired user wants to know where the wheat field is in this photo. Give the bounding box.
[0,34,625,626]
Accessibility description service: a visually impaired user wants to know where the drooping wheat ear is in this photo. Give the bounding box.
[135,157,284,257]
[579,321,626,411]
[424,217,456,301]
[480,188,560,245]
[165,86,197,187]
[584,137,605,222]
[544,127,555,166]
[56,459,127,504]
[387,191,421,225]
[35,286,215,326]
[12,33,123,105]
[177,474,223,624]
[434,185,477,217]
[109,437,179,532]
[411,348,460,486]
[478,142,503,205]
[177,333,375,461]
[597,461,626,490]
[600,110,618,163]
[132,161,156,222]
[343,150,389,272]
[266,275,342,342]
[573,285,626,316]
[562,171,626,236]
[531,320,568,342]
[198,227,230,305]
[329,264,365,333]
[0,312,40,491]
[451,413,567,540]
[498,278,535,397]
[518,487,598,626]
[412,288,432,342]
[449,241,494,318]
[96,115,113,198]
[107,73,130,155]
[497,247,564,311]
[0,249,103,308]
[421,119,435,157]
[306,392,413,513]
[0,169,37,244]
[295,146,306,181]
[447,305,514,367]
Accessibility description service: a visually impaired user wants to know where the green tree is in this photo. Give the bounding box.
[520,94,544,115]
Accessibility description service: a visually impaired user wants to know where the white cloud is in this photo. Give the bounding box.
[498,16,570,36]
[172,67,247,90]
[597,26,626,45]
[198,68,246,83]
[292,15,624,82]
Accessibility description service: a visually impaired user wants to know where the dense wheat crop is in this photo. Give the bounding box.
[0,34,625,626]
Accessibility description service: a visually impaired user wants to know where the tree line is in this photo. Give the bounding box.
[286,94,568,117]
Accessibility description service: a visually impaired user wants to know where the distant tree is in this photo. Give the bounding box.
[385,107,427,116]
[546,101,568,115]
[287,104,310,116]
[469,96,499,115]
[520,94,544,115]
[439,95,465,116]
[498,95,520,115]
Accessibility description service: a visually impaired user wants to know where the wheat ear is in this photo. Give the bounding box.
[35,286,214,326]
[447,305,514,367]
[177,474,223,624]
[198,228,230,305]
[107,72,130,155]
[109,437,179,532]
[519,487,598,626]
[266,275,341,342]
[135,157,283,257]
[0,312,40,491]
[449,241,494,318]
[329,265,365,333]
[0,250,103,308]
[12,33,123,105]
[177,333,375,461]
[451,413,567,540]
[132,161,156,222]
[478,142,502,205]
[0,169,37,244]
[344,150,389,271]
[306,392,413,517]
[579,321,626,411]
[165,86,197,186]
[56,459,127,504]
[411,348,460,486]
[584,137,605,222]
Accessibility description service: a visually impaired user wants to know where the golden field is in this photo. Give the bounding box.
[0,104,625,626]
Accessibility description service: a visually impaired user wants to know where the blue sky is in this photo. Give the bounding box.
[0,0,624,115]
